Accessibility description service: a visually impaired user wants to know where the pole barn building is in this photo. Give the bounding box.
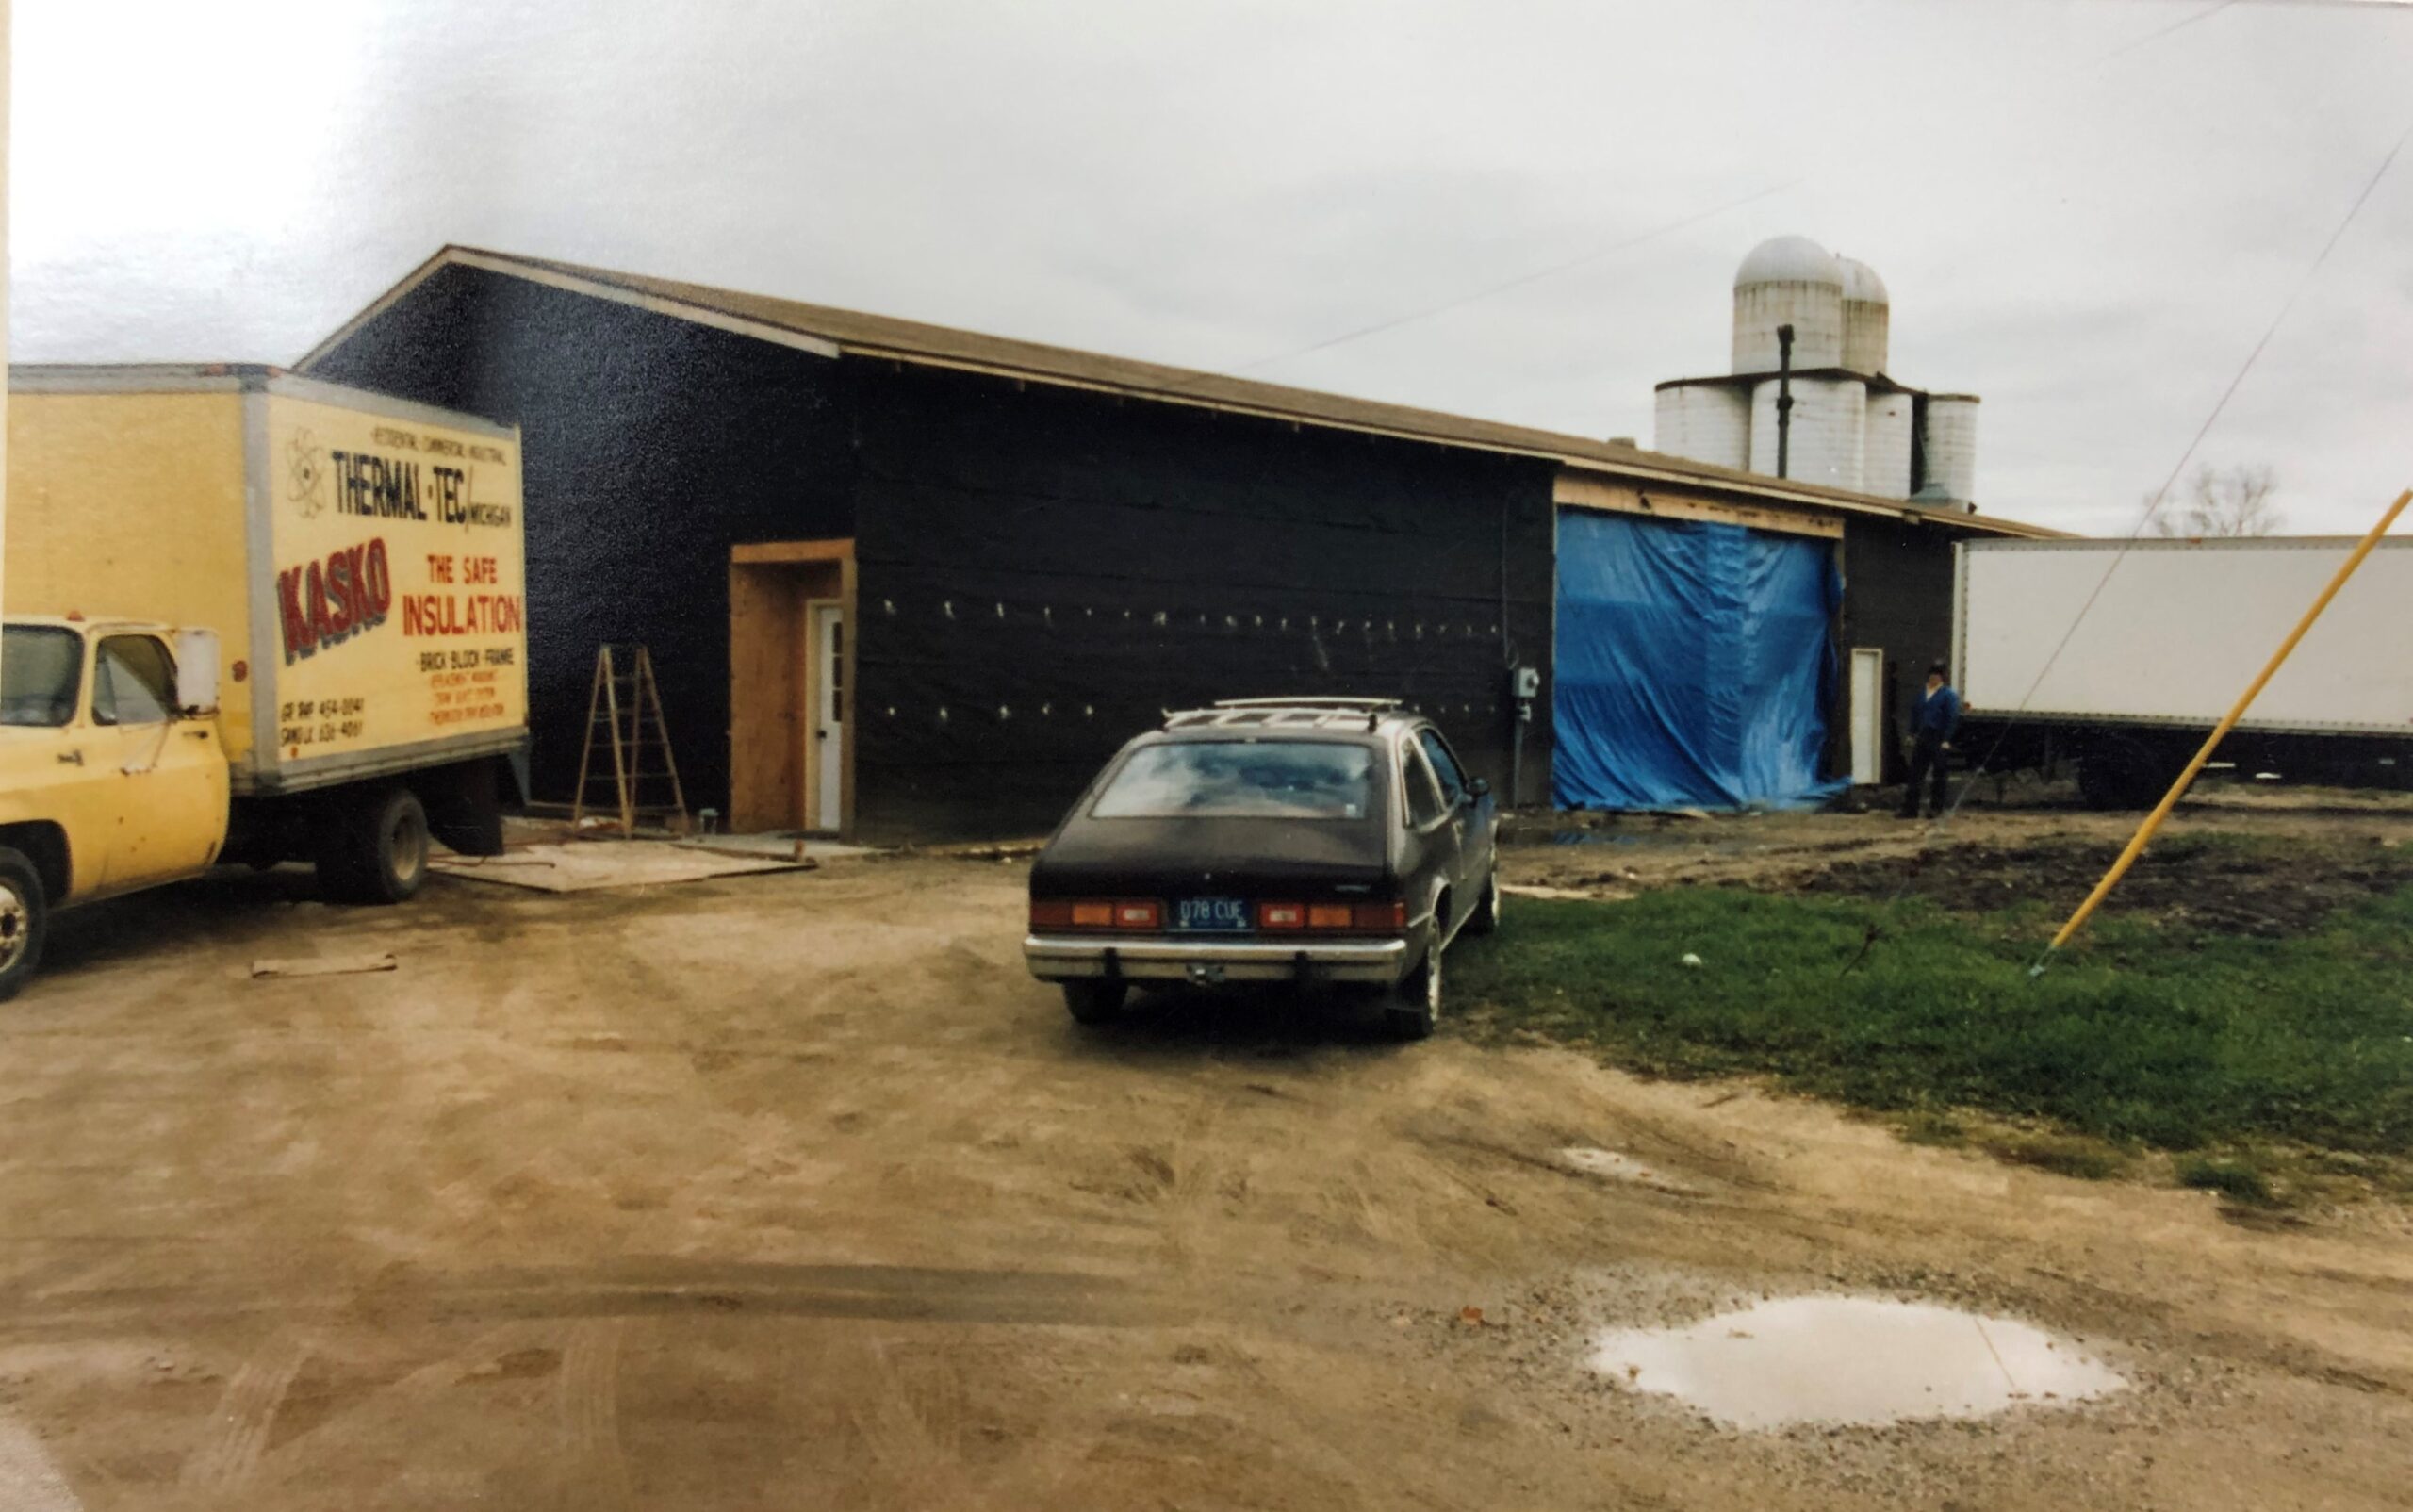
[299,247,2056,844]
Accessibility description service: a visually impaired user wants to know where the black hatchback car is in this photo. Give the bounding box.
[1023,698,1500,1039]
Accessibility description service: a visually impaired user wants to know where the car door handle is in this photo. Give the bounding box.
[183,728,212,740]
[57,749,83,766]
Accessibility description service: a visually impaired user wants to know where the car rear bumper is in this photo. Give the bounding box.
[1024,933,1409,986]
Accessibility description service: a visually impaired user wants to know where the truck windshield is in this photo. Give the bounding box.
[1092,740,1375,820]
[0,627,83,728]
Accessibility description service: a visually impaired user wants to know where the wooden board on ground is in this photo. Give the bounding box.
[428,842,814,894]
[251,954,400,980]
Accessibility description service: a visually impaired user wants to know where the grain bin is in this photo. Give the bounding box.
[1863,389,1914,498]
[1749,375,1865,491]
[1652,382,1751,470]
[1924,394,1980,503]
[1838,257,1890,376]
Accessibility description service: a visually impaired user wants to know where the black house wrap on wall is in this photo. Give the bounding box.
[305,264,856,813]
[304,264,1555,842]
[1839,518,1968,784]
[845,364,1556,841]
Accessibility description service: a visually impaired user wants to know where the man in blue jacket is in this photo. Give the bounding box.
[1899,661,1961,819]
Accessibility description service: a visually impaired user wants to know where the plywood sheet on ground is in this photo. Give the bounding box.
[429,843,812,893]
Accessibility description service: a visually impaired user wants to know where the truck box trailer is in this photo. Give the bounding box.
[0,365,528,994]
[1952,536,2413,805]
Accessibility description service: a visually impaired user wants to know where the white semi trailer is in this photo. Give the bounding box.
[1952,536,2413,806]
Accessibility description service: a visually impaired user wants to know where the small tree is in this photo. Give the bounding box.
[2146,464,2282,538]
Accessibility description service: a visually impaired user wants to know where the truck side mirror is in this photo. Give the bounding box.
[174,628,222,716]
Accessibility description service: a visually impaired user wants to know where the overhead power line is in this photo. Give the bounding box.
[1182,0,2260,386]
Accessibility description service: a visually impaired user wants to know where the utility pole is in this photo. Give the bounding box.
[1774,322,1795,481]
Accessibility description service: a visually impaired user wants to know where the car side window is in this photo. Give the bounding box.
[93,635,178,727]
[1417,729,1469,808]
[1403,744,1446,828]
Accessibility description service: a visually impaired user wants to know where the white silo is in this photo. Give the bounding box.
[1732,236,1845,373]
[1838,257,1890,376]
[1653,382,1751,470]
[1749,376,1865,492]
[1863,389,1914,499]
[1923,394,1980,503]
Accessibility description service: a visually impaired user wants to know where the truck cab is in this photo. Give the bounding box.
[0,616,231,993]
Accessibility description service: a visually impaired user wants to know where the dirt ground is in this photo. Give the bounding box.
[1502,781,2413,932]
[0,811,2409,1509]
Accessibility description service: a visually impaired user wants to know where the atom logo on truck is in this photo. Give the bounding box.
[278,537,393,664]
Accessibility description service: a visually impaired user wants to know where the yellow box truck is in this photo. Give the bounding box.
[0,365,529,995]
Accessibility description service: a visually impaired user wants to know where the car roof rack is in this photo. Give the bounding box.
[1162,698,1406,732]
[1210,697,1401,711]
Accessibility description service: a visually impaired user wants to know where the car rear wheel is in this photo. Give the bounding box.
[1464,869,1502,936]
[1384,948,1439,1041]
[1062,980,1128,1026]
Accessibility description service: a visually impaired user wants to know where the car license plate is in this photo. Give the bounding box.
[1174,896,1251,932]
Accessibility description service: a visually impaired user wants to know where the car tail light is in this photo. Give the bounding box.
[1354,900,1407,932]
[1258,902,1306,929]
[1042,898,1166,930]
[1306,903,1354,929]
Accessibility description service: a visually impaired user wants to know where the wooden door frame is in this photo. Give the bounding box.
[729,540,856,838]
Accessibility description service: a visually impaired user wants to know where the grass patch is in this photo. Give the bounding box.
[1986,1132,2126,1181]
[2174,1155,2279,1207]
[1897,1109,1969,1148]
[1454,884,2413,1157]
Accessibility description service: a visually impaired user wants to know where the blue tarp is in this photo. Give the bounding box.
[1551,510,1846,812]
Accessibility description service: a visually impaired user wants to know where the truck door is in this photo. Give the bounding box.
[89,634,228,892]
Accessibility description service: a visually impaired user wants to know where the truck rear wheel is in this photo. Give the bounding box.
[320,788,430,905]
[0,848,49,1002]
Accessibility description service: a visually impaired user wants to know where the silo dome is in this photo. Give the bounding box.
[1837,256,1887,304]
[1734,236,1844,289]
[1838,256,1891,376]
[1732,236,1845,373]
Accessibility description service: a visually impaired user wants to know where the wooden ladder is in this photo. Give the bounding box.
[571,645,689,837]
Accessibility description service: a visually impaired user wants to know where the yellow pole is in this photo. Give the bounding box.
[2039,487,2413,967]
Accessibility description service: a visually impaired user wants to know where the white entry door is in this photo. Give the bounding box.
[813,603,845,830]
[1848,648,1884,786]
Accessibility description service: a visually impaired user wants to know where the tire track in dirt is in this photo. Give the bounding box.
[209,1324,532,1506]
[0,1262,1179,1343]
[177,1331,310,1493]
[553,1318,633,1511]
[830,1330,994,1507]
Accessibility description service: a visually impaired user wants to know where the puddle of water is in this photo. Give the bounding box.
[1555,1146,1695,1193]
[1587,1296,2125,1429]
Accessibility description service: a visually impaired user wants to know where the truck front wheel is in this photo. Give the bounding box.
[320,788,431,905]
[0,847,51,1001]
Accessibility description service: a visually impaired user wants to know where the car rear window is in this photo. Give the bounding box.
[1092,740,1376,820]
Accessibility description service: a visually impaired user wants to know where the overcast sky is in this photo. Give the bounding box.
[13,0,2411,535]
